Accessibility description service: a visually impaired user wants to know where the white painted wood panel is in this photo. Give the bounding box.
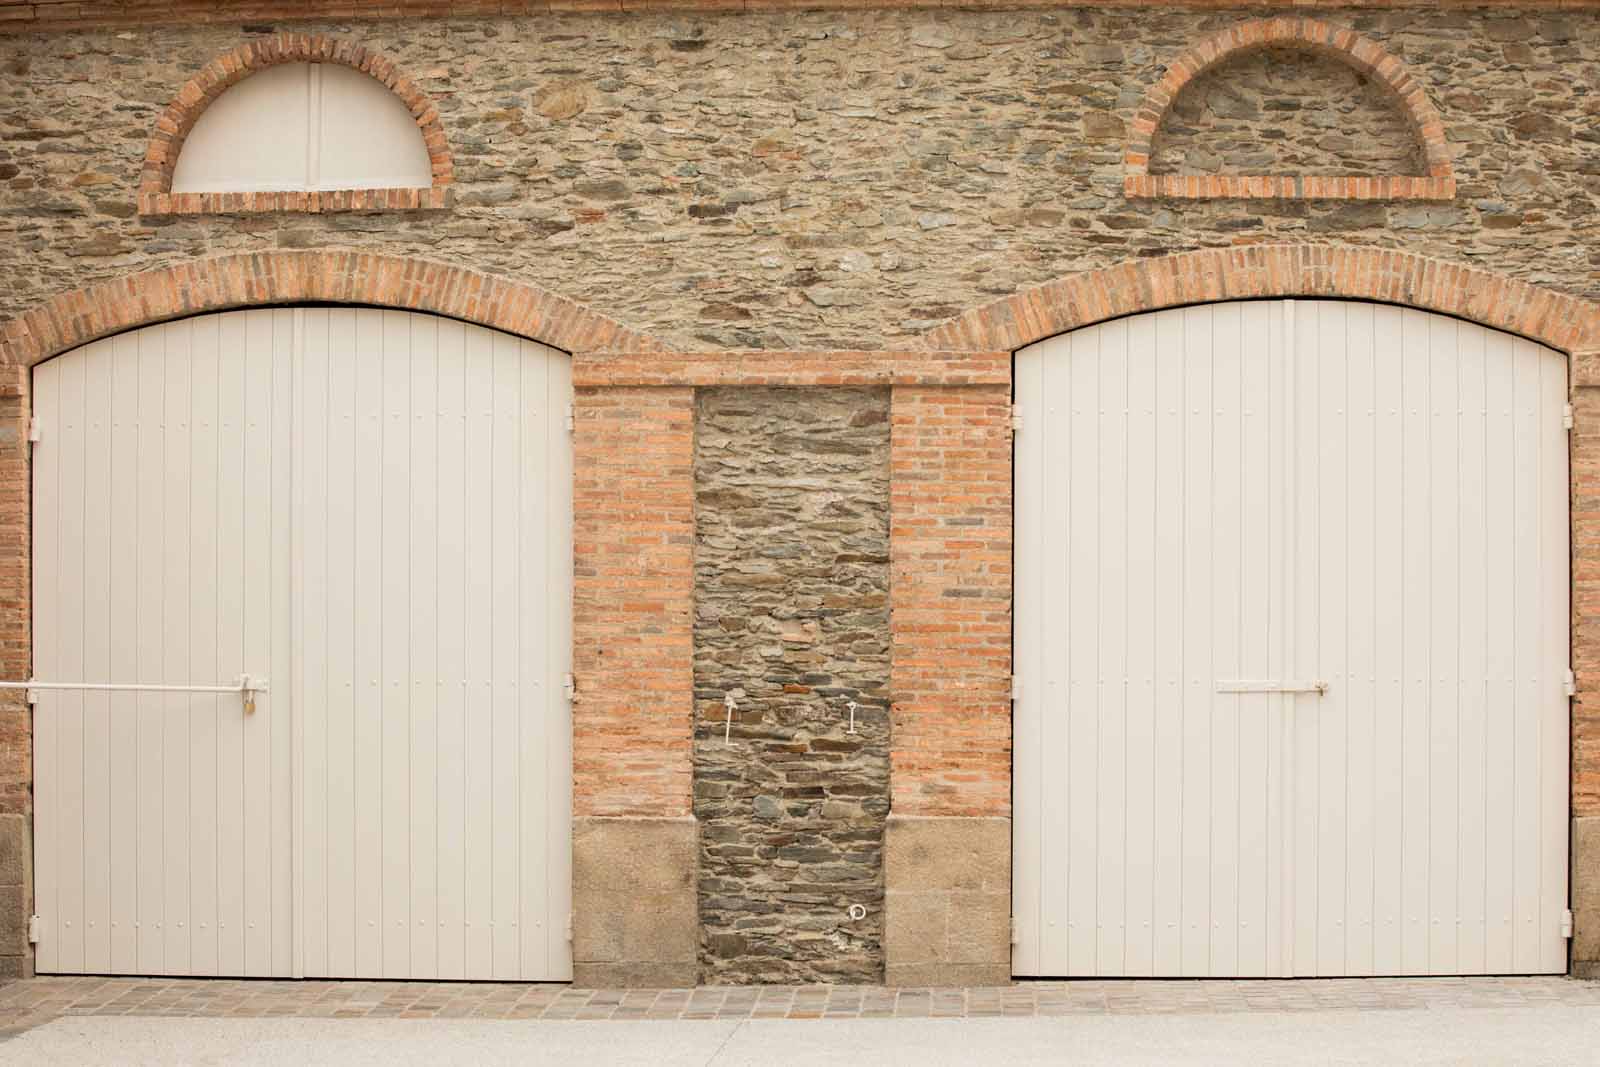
[171,62,432,194]
[32,308,571,981]
[1014,300,1570,978]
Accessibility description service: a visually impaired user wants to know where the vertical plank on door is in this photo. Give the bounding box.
[409,314,441,978]
[1510,333,1542,973]
[518,343,551,979]
[80,336,114,975]
[1397,308,1433,975]
[1454,320,1489,974]
[1481,328,1518,973]
[298,309,331,975]
[322,308,359,978]
[187,315,221,976]
[135,323,167,974]
[1235,300,1276,977]
[1095,320,1129,976]
[1536,343,1570,974]
[1426,314,1461,975]
[213,313,248,976]
[490,332,522,979]
[462,323,495,977]
[1010,344,1044,976]
[1122,313,1158,977]
[434,320,468,981]
[1180,305,1215,977]
[1209,303,1243,978]
[1342,302,1379,976]
[543,349,574,981]
[161,320,194,975]
[1066,326,1101,974]
[380,310,413,979]
[1315,302,1351,976]
[351,309,386,978]
[55,341,88,972]
[1150,310,1186,976]
[31,357,60,974]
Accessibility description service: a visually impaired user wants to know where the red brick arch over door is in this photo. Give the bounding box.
[0,250,668,366]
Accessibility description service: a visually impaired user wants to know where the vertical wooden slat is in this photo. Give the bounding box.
[297,309,331,975]
[80,337,114,974]
[322,308,358,978]
[1180,305,1214,977]
[1096,319,1129,976]
[1426,314,1461,975]
[1066,327,1100,975]
[352,309,385,978]
[1536,342,1570,974]
[490,332,521,979]
[409,314,440,978]
[1398,308,1433,976]
[545,349,574,982]
[518,342,549,979]
[1510,331,1542,973]
[1122,312,1158,977]
[1209,303,1242,978]
[1454,318,1489,975]
[1011,343,1044,976]
[213,313,248,976]
[187,315,221,976]
[434,320,468,980]
[135,323,167,974]
[1482,327,1518,973]
[31,356,60,974]
[380,310,413,979]
[462,323,495,978]
[55,340,87,972]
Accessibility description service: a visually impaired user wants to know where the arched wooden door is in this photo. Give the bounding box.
[1013,300,1570,977]
[30,307,573,980]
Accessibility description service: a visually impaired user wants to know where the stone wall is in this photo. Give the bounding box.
[693,387,890,984]
[1149,47,1425,176]
[2,8,1598,353]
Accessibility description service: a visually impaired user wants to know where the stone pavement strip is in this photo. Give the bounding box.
[0,975,1597,1039]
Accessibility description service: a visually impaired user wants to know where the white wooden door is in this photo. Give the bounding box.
[31,308,572,980]
[1013,300,1570,977]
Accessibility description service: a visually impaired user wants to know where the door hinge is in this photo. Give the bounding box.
[1564,403,1574,430]
[1561,909,1573,939]
[1010,917,1020,945]
[1010,676,1021,702]
[1009,405,1022,433]
[27,914,40,944]
[563,673,577,703]
[1566,669,1577,698]
[565,912,574,942]
[564,404,575,432]
[27,416,40,443]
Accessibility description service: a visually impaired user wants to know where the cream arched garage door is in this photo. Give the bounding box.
[30,307,572,980]
[1013,300,1570,977]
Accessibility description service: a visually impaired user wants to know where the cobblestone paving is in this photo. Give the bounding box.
[0,976,1596,1039]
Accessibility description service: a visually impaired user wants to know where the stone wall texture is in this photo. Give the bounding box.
[693,387,890,984]
[2,8,1599,353]
[1149,47,1425,176]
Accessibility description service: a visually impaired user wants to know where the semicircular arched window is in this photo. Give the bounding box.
[172,62,432,194]
[139,35,454,216]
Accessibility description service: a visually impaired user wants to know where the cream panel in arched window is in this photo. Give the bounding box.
[171,62,432,194]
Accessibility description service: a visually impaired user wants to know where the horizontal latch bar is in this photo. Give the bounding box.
[1216,679,1328,695]
[0,676,269,713]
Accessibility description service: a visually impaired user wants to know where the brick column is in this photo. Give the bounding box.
[570,384,698,987]
[1571,365,1600,977]
[885,383,1013,986]
[0,365,30,977]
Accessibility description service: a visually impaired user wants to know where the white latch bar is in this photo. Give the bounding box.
[1216,679,1329,695]
[0,676,269,713]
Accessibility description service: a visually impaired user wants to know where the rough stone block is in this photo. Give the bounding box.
[885,815,1010,986]
[572,816,697,988]
[1574,816,1600,972]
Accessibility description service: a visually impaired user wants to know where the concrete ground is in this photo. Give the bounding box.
[1,977,1598,1065]
[6,1007,1600,1066]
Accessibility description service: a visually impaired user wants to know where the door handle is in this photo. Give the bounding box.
[1215,680,1328,695]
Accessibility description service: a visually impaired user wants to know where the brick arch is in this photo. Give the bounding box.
[1125,18,1455,200]
[139,34,454,216]
[0,251,671,366]
[918,245,1600,357]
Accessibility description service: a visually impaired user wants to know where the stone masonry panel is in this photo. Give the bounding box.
[2,9,1598,351]
[693,387,891,984]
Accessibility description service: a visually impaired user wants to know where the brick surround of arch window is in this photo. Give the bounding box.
[1124,17,1457,201]
[138,34,455,217]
